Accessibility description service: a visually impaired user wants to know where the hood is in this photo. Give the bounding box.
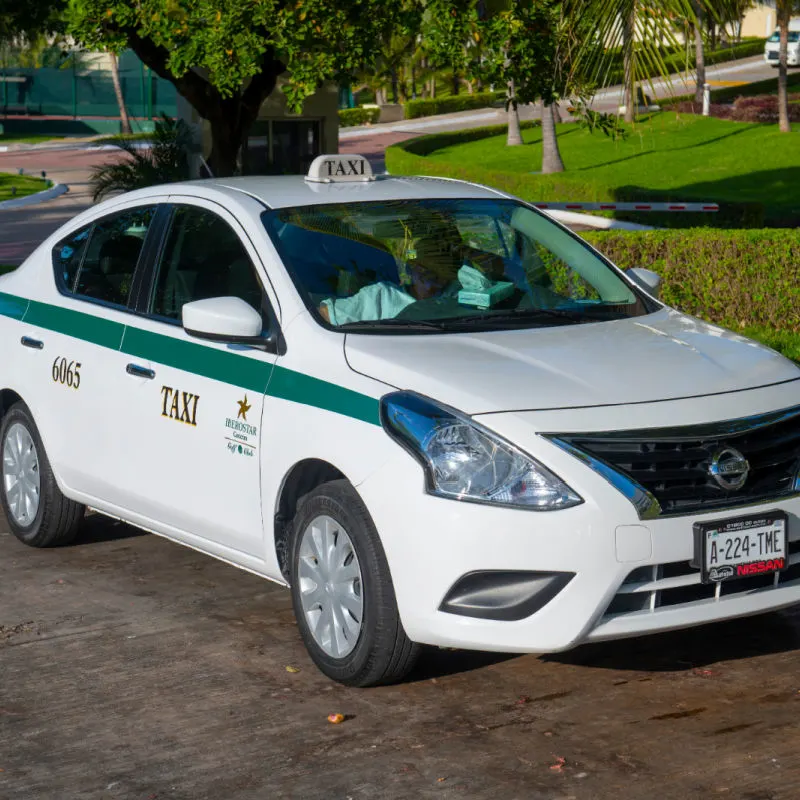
[344,308,800,415]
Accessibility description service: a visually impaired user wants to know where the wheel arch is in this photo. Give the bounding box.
[273,458,348,582]
[0,389,24,421]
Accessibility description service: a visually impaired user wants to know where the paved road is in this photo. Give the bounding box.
[3,509,800,799]
[0,148,113,265]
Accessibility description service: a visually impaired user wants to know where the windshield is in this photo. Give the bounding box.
[768,31,800,42]
[262,198,655,333]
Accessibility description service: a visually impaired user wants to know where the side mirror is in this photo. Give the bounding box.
[626,267,662,299]
[183,297,265,346]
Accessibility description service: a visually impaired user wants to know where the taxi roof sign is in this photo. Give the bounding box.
[306,154,374,183]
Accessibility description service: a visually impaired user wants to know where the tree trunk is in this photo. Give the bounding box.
[411,64,417,100]
[506,80,522,146]
[778,2,791,133]
[390,68,399,104]
[693,1,706,106]
[623,5,636,123]
[109,52,132,135]
[429,78,436,99]
[208,114,243,177]
[452,68,459,95]
[541,102,564,174]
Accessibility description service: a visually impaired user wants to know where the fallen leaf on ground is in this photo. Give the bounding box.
[285,666,300,673]
[328,713,345,724]
[692,668,719,678]
[550,756,566,772]
[437,777,446,783]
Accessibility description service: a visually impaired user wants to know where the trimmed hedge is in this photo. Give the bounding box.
[583,230,800,340]
[338,107,380,127]
[404,91,504,120]
[385,126,762,228]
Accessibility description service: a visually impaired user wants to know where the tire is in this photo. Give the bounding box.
[289,479,420,687]
[0,402,84,547]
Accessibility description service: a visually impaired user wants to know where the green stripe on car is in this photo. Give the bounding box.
[0,291,381,426]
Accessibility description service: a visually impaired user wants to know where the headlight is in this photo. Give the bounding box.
[380,392,582,511]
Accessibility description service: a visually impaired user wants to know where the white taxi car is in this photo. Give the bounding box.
[2,154,799,686]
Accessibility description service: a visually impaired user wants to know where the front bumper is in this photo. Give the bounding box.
[358,442,800,654]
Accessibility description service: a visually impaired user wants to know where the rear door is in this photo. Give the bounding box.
[17,203,166,504]
[113,198,279,559]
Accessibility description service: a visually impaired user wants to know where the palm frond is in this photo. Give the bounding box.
[90,114,193,202]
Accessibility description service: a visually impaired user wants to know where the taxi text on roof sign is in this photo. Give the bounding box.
[306,154,374,183]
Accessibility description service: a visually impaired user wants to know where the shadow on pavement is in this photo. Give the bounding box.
[71,512,147,545]
[407,647,519,682]
[548,609,800,672]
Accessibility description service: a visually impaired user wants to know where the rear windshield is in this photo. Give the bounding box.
[262,198,656,334]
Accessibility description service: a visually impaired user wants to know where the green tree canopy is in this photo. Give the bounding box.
[67,0,411,175]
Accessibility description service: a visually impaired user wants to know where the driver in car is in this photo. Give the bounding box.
[318,224,504,326]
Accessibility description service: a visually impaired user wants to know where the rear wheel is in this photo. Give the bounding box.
[0,402,84,547]
[289,479,420,687]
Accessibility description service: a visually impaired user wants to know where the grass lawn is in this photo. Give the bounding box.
[422,112,800,224]
[0,134,67,146]
[0,173,49,202]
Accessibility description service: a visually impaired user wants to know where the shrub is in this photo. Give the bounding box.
[583,229,800,335]
[338,107,380,127]
[672,94,800,123]
[90,115,192,201]
[404,91,504,119]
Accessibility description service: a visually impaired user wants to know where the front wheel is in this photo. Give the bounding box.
[0,402,84,547]
[289,479,420,687]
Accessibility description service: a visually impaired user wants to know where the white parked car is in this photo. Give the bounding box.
[2,155,799,686]
[765,20,800,66]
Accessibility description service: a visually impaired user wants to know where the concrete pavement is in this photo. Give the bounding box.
[4,509,800,799]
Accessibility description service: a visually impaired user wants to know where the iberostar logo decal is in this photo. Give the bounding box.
[225,395,257,457]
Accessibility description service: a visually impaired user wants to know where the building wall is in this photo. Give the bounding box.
[742,4,777,38]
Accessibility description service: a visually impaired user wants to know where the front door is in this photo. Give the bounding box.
[115,199,278,560]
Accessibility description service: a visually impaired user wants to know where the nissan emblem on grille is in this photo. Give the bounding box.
[708,447,750,490]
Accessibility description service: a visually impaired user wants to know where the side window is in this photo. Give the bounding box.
[150,206,264,321]
[55,206,157,307]
[54,224,92,290]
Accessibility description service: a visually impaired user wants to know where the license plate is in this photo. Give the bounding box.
[694,511,788,584]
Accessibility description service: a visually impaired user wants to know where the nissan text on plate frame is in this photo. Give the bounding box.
[1,154,799,686]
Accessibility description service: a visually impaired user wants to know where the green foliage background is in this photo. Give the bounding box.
[585,229,800,341]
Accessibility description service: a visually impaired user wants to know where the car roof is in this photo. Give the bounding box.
[164,174,505,209]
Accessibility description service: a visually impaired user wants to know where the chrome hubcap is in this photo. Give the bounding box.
[298,515,364,658]
[3,423,41,527]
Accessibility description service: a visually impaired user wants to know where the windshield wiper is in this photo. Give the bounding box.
[337,318,449,332]
[435,307,590,328]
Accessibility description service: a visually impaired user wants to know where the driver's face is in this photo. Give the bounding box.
[409,263,448,300]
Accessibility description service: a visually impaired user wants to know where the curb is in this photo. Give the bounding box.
[0,182,69,210]
[0,141,151,154]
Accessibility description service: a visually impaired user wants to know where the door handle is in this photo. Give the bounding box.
[20,336,43,350]
[126,363,155,380]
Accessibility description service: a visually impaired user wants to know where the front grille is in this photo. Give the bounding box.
[603,539,800,618]
[768,51,779,60]
[552,405,800,516]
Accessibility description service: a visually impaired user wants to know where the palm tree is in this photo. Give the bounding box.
[90,115,192,201]
[776,0,800,133]
[568,0,697,123]
[108,52,132,135]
